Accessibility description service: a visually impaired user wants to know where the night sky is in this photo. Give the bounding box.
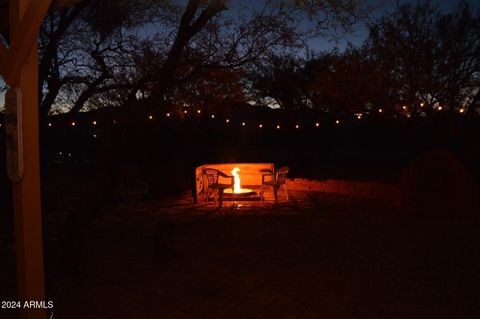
[307,0,480,51]
[1,0,480,107]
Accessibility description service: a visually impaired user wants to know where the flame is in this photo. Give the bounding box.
[231,167,241,193]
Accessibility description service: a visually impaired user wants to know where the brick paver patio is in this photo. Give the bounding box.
[2,180,478,318]
[44,181,479,319]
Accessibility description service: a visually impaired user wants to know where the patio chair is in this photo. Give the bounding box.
[261,166,289,205]
[202,168,234,207]
[117,166,148,212]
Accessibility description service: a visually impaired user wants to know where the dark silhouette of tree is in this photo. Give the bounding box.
[248,54,308,110]
[37,0,370,117]
[364,0,480,115]
[170,67,247,114]
[38,0,164,117]
[304,48,373,113]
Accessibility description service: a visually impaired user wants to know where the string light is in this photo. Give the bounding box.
[420,102,424,107]
[45,107,461,133]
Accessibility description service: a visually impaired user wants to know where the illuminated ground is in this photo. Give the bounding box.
[42,186,480,319]
[1,181,479,318]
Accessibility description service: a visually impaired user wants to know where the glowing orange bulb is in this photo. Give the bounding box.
[336,120,340,124]
[211,114,215,119]
[459,108,465,113]
[197,109,201,114]
[48,123,52,127]
[92,120,97,125]
[184,110,188,114]
[71,122,76,126]
[315,122,320,127]
[242,122,246,126]
[295,124,299,129]
[148,115,153,120]
[276,125,280,129]
[226,119,230,123]
[259,124,263,128]
[166,113,171,117]
[378,108,383,113]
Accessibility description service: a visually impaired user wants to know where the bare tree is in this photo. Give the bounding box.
[364,0,480,115]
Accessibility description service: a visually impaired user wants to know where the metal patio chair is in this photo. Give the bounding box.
[117,166,148,212]
[261,166,289,205]
[202,168,234,208]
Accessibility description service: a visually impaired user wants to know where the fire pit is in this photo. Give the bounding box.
[223,167,255,197]
[195,163,274,202]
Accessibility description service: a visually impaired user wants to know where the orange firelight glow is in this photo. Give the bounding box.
[231,167,241,193]
[225,167,254,195]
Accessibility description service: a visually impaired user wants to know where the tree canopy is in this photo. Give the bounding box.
[32,0,370,117]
